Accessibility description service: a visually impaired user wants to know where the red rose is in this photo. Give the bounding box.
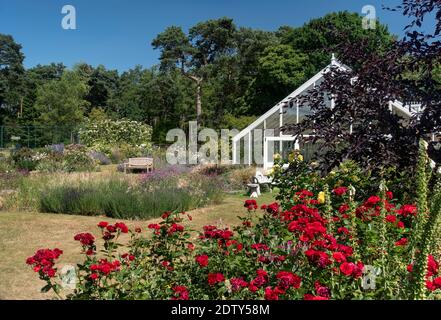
[426,280,436,291]
[304,294,329,300]
[168,223,184,235]
[428,255,439,276]
[244,199,258,211]
[386,191,393,200]
[385,215,397,223]
[256,269,268,278]
[339,262,355,276]
[396,204,417,217]
[195,254,209,267]
[314,280,331,298]
[208,273,225,286]
[276,271,301,289]
[74,233,95,246]
[264,287,279,300]
[89,273,99,280]
[365,196,381,207]
[172,285,189,300]
[333,186,348,196]
[98,221,108,228]
[296,189,314,198]
[230,278,248,292]
[433,277,441,289]
[338,204,350,214]
[395,237,408,246]
[337,227,349,235]
[103,231,114,240]
[332,252,346,263]
[26,248,63,278]
[352,261,364,278]
[251,243,270,251]
[162,211,171,219]
[115,222,129,233]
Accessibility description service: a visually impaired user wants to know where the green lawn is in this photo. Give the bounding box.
[0,191,276,300]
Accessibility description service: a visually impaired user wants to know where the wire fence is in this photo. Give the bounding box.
[0,125,80,149]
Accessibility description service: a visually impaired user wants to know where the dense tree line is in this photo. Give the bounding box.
[0,12,393,144]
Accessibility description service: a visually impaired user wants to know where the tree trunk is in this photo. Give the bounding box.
[195,81,202,123]
[184,74,203,123]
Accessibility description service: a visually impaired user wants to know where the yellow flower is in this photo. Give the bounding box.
[273,153,281,161]
[288,151,303,163]
[317,191,325,204]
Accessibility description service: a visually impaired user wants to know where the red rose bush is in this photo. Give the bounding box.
[25,143,441,299]
[25,187,441,300]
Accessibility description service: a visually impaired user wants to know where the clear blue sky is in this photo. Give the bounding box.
[0,0,432,72]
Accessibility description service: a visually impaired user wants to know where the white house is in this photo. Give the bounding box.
[232,55,423,170]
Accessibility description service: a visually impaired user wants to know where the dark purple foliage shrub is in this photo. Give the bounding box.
[283,0,441,174]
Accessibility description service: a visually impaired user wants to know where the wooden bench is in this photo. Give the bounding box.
[124,157,153,173]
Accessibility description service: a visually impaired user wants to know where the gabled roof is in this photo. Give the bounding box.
[233,56,350,142]
[233,56,422,143]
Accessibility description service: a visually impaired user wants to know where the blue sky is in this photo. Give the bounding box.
[0,0,433,72]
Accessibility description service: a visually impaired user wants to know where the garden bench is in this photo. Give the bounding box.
[247,183,261,198]
[124,157,153,173]
[252,171,276,192]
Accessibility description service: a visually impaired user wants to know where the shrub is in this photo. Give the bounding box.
[271,150,414,207]
[8,145,99,173]
[0,155,14,173]
[10,147,39,171]
[34,150,65,173]
[37,172,224,219]
[26,182,441,300]
[25,141,441,300]
[62,144,98,172]
[87,150,111,165]
[79,119,153,160]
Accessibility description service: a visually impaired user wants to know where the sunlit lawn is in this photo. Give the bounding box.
[0,191,275,300]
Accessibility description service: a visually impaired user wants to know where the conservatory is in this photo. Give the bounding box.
[231,55,422,170]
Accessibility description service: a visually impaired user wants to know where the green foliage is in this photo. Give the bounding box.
[28,177,441,300]
[277,11,393,68]
[10,147,39,171]
[409,140,430,260]
[36,173,224,219]
[272,151,414,207]
[248,45,314,113]
[0,34,25,123]
[220,113,257,130]
[9,145,97,173]
[62,144,98,172]
[79,118,153,159]
[3,13,395,141]
[34,70,89,131]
